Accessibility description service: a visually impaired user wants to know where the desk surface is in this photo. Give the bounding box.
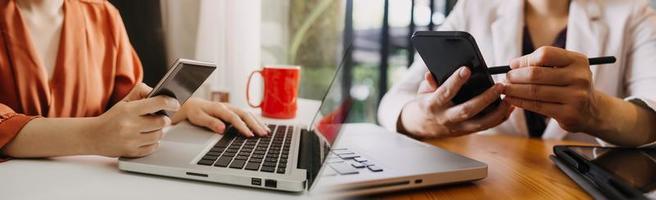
[375,134,593,199]
[0,99,323,200]
[0,98,597,199]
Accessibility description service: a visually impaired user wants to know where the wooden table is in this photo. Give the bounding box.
[374,134,595,199]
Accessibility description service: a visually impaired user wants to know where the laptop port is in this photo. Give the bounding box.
[264,179,277,188]
[415,179,423,184]
[185,172,208,177]
[251,178,262,186]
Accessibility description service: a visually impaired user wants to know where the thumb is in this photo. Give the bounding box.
[123,83,153,102]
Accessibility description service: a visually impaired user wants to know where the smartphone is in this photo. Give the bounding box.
[411,31,500,115]
[148,59,217,116]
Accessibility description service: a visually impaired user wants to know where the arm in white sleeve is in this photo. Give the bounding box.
[599,0,656,148]
[377,0,468,132]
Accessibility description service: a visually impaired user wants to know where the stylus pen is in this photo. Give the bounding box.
[487,56,616,75]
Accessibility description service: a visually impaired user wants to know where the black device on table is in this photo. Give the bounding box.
[411,31,501,114]
[551,145,656,200]
[147,59,217,116]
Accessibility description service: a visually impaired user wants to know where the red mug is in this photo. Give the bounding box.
[247,66,301,119]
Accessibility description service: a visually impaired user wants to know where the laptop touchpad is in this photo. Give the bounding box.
[162,122,215,144]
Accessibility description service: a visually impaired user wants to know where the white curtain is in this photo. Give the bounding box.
[160,0,262,108]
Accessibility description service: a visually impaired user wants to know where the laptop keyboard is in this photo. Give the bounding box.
[196,124,293,174]
[324,149,383,176]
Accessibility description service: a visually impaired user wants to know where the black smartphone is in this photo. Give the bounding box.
[148,59,217,116]
[411,31,500,114]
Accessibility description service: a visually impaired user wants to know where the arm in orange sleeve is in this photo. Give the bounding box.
[107,4,143,106]
[0,104,38,158]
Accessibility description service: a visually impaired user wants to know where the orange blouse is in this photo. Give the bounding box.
[0,0,143,150]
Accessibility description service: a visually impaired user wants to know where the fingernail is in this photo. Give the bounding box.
[170,99,181,109]
[459,67,470,78]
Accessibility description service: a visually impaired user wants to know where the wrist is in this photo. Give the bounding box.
[398,99,427,136]
[587,91,621,136]
[78,116,103,155]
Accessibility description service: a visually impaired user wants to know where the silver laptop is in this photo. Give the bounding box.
[118,46,487,195]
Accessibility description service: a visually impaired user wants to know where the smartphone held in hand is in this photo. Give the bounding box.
[411,31,500,115]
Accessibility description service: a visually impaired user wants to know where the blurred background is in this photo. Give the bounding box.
[108,0,656,124]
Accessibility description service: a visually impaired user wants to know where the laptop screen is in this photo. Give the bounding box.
[300,45,353,189]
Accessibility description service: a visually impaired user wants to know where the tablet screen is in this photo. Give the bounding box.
[569,147,656,195]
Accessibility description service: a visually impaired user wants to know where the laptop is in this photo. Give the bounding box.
[118,46,487,195]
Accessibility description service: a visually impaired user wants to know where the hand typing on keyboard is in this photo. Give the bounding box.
[171,98,271,137]
[197,124,293,174]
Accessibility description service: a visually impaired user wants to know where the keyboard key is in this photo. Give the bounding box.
[351,162,366,169]
[367,165,383,172]
[263,162,277,167]
[338,153,359,159]
[353,157,367,162]
[250,158,262,163]
[276,168,286,174]
[206,151,221,156]
[197,159,214,166]
[223,152,236,157]
[229,160,246,169]
[201,155,219,161]
[234,156,248,160]
[261,166,275,172]
[329,162,359,175]
[245,162,260,171]
[252,154,264,159]
[214,157,232,167]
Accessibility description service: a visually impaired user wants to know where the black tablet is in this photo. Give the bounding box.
[552,145,656,200]
[148,59,217,116]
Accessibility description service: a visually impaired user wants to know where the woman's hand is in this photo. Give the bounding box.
[502,46,605,133]
[89,83,180,157]
[398,67,514,138]
[172,98,269,137]
[503,47,656,146]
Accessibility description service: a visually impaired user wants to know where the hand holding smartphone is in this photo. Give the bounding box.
[148,59,217,116]
[411,31,500,115]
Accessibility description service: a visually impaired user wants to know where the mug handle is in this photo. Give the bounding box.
[246,70,263,108]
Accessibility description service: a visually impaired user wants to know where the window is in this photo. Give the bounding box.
[261,0,455,123]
